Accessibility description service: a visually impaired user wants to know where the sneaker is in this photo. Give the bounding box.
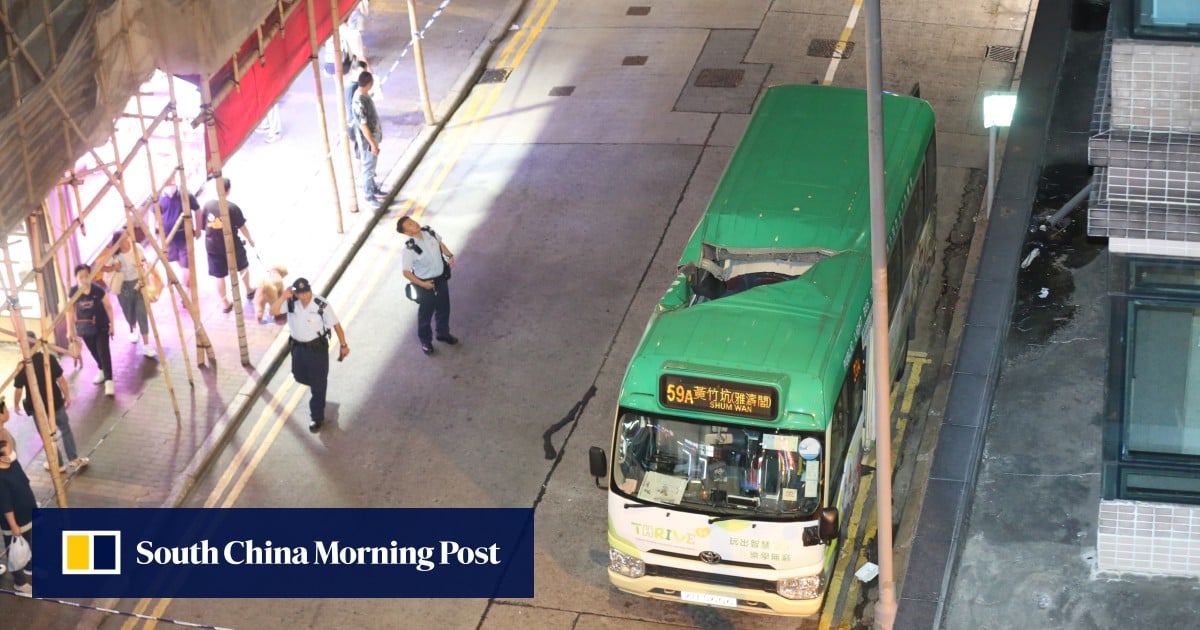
[142,342,157,359]
[421,343,435,355]
[71,457,90,470]
[93,372,106,385]
[42,461,67,473]
[13,582,31,597]
[104,380,114,396]
[128,330,138,343]
[308,418,324,433]
[436,334,459,345]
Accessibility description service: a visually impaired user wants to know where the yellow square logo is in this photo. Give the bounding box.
[62,530,121,575]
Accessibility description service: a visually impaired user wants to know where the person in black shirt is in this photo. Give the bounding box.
[67,263,116,396]
[0,399,35,595]
[14,331,88,472]
[201,178,257,313]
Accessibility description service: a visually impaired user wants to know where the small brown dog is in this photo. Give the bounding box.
[254,264,288,323]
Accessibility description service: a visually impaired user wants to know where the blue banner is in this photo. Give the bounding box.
[32,508,534,598]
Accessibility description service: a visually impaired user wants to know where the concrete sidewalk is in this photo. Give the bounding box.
[9,0,525,512]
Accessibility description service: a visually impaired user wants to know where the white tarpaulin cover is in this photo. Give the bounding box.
[0,0,279,236]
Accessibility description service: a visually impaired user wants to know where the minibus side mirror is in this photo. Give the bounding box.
[819,507,839,544]
[588,447,608,488]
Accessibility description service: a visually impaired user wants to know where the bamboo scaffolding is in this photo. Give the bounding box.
[330,0,359,214]
[133,91,195,387]
[166,73,211,367]
[0,2,42,215]
[190,0,307,128]
[25,214,69,502]
[0,18,219,379]
[0,239,68,507]
[199,82,252,366]
[114,166,182,423]
[307,0,345,232]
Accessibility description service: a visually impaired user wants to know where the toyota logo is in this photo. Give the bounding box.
[698,551,722,565]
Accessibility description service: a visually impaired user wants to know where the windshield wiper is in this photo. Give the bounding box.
[708,513,746,524]
[623,502,659,509]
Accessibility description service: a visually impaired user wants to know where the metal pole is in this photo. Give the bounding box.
[865,1,896,628]
[407,0,435,125]
[987,125,997,217]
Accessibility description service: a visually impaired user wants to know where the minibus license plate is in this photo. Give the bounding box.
[681,591,736,608]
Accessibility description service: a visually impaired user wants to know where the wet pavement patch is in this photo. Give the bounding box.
[1010,164,1104,351]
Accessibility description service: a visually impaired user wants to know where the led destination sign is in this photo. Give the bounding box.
[658,374,778,420]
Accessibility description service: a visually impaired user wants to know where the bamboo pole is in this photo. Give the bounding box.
[134,93,195,387]
[166,76,207,363]
[198,81,252,366]
[407,0,435,125]
[0,2,43,211]
[189,0,306,128]
[119,196,183,424]
[307,0,346,232]
[0,240,68,507]
[330,0,360,214]
[27,215,67,494]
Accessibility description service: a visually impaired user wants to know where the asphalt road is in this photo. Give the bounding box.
[5,0,1018,627]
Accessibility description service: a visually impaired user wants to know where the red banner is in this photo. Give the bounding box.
[207,0,360,161]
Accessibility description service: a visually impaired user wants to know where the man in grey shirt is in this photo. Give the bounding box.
[352,71,384,207]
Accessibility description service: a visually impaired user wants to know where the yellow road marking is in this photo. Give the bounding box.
[221,388,310,508]
[823,350,929,628]
[204,378,296,508]
[822,0,865,85]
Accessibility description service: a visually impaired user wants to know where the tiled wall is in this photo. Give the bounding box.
[1111,41,1200,132]
[1097,499,1200,576]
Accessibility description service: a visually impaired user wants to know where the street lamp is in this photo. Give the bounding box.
[983,91,1017,217]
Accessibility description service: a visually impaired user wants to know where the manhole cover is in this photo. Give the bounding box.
[986,45,1018,63]
[694,68,744,88]
[549,85,576,97]
[626,6,650,15]
[479,68,511,84]
[807,39,854,59]
[622,55,648,66]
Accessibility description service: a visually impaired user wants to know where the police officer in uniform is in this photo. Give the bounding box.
[397,216,456,355]
[271,278,349,432]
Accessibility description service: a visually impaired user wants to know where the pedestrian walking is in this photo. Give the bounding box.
[0,399,35,596]
[352,71,385,207]
[104,230,157,358]
[67,263,115,397]
[13,332,89,473]
[158,185,200,293]
[270,278,348,433]
[397,216,457,355]
[201,178,256,313]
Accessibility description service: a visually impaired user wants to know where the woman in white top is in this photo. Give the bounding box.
[105,230,156,358]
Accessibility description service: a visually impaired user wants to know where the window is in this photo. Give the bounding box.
[1134,0,1200,40]
[1125,302,1200,457]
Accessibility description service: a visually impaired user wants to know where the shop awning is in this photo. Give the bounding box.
[205,0,360,161]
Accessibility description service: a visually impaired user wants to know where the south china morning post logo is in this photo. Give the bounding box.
[61,530,122,575]
[36,508,534,598]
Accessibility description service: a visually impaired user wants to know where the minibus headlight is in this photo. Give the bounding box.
[776,574,822,600]
[609,548,645,578]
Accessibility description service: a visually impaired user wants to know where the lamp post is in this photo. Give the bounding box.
[983,91,1017,217]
